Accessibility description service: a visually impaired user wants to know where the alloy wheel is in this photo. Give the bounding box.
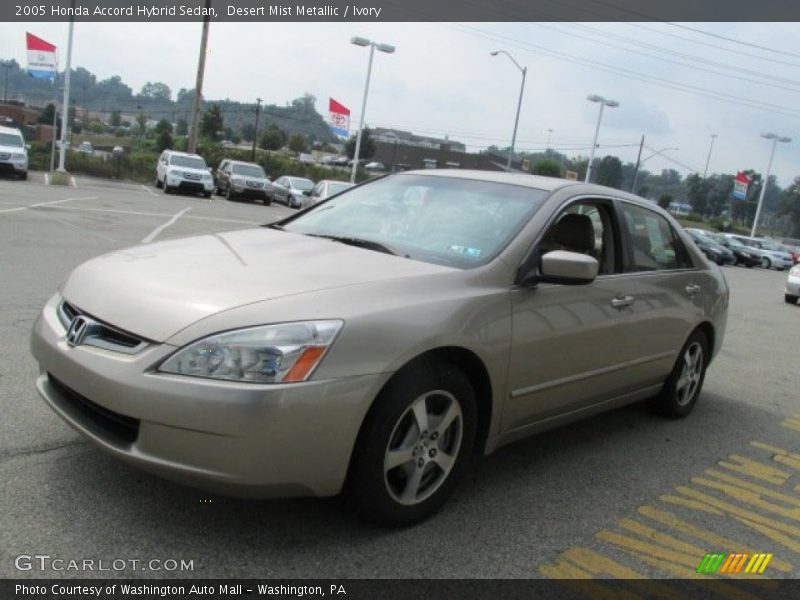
[383,390,463,506]
[675,342,703,407]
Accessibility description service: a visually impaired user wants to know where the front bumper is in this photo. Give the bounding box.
[30,294,389,498]
[166,176,214,193]
[0,158,28,174]
[232,184,269,199]
[787,274,800,297]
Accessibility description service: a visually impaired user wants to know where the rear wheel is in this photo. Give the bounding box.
[650,330,709,419]
[786,294,798,305]
[347,360,477,526]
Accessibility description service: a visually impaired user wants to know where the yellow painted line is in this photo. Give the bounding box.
[539,560,593,579]
[596,529,699,571]
[706,469,800,507]
[660,494,723,515]
[637,505,792,572]
[690,476,800,522]
[780,420,800,432]
[618,518,708,556]
[734,515,800,556]
[750,441,800,471]
[675,486,800,536]
[562,548,695,600]
[717,454,791,486]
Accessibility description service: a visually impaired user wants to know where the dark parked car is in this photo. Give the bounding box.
[712,234,760,268]
[685,229,733,265]
[215,160,272,204]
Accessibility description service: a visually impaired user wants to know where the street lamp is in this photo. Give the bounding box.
[631,146,678,193]
[350,36,395,183]
[251,97,262,161]
[703,134,717,179]
[546,128,553,150]
[751,132,791,237]
[585,94,619,183]
[491,50,527,172]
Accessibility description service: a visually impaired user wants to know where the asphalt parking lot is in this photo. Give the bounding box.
[1,173,799,581]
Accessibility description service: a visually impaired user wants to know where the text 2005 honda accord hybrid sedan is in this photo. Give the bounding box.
[31,170,728,525]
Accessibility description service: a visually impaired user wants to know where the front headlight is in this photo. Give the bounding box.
[158,320,343,383]
[203,172,212,180]
[11,153,27,161]
[790,265,800,277]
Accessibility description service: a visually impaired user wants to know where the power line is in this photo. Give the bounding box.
[666,22,800,60]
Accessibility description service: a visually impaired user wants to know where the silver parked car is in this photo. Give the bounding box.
[307,179,354,205]
[31,171,728,525]
[271,175,315,208]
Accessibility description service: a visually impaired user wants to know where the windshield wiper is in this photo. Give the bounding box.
[265,222,284,230]
[306,234,409,258]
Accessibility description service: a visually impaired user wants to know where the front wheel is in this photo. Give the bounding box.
[347,360,477,526]
[762,257,772,269]
[163,182,171,194]
[786,294,799,305]
[155,176,162,189]
[650,330,709,418]
[225,185,234,201]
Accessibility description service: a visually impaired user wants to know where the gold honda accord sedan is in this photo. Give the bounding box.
[31,170,728,525]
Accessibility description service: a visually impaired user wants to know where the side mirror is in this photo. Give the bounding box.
[25,144,31,151]
[302,190,311,196]
[520,250,599,286]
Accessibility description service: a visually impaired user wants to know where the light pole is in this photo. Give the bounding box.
[251,97,262,161]
[703,133,717,178]
[584,94,619,183]
[1,61,11,103]
[631,145,678,194]
[350,36,395,183]
[491,50,527,172]
[546,128,553,151]
[751,132,791,237]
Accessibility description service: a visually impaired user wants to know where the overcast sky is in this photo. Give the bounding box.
[2,20,799,186]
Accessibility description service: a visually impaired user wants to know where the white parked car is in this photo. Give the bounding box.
[77,141,94,155]
[786,264,800,304]
[0,125,28,180]
[156,150,214,198]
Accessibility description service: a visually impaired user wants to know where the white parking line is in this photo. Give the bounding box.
[44,173,50,186]
[42,204,255,224]
[0,196,98,214]
[70,176,77,188]
[141,185,156,196]
[141,207,192,244]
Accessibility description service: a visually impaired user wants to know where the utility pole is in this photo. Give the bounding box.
[251,97,262,161]
[630,134,645,193]
[1,61,11,103]
[703,134,717,178]
[187,0,211,154]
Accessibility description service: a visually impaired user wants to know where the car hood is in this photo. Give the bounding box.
[0,144,24,154]
[169,166,207,176]
[61,228,455,343]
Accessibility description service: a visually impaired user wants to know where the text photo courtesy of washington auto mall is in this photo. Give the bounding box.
[3,1,800,599]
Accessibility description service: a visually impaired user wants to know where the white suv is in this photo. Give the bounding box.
[156,150,213,197]
[0,125,29,180]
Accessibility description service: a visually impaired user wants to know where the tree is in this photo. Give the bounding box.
[657,194,673,209]
[779,177,800,237]
[200,104,224,141]
[38,104,56,124]
[532,159,561,177]
[110,110,121,127]
[594,156,623,189]
[140,81,172,102]
[241,122,256,142]
[175,118,188,136]
[287,133,307,154]
[685,173,712,216]
[155,119,173,152]
[260,125,286,150]
[345,127,376,160]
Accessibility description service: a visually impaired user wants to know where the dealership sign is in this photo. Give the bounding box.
[26,32,57,80]
[328,98,350,138]
[733,171,751,201]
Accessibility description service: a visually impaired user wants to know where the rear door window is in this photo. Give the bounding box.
[619,203,694,271]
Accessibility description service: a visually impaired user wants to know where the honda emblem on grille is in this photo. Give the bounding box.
[66,316,92,347]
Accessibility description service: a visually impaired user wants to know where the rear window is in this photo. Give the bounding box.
[620,203,693,271]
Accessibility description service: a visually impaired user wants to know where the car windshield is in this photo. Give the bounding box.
[289,178,314,191]
[759,240,783,251]
[232,164,265,178]
[170,155,207,169]
[282,174,548,268]
[0,133,23,148]
[328,182,353,195]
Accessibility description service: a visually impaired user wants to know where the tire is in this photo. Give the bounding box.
[263,197,272,206]
[203,191,212,199]
[163,182,171,194]
[288,195,296,208]
[786,294,798,304]
[226,185,234,201]
[762,257,772,269]
[20,172,28,181]
[650,330,709,419]
[155,176,162,189]
[346,359,477,526]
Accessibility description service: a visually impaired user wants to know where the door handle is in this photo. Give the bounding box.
[611,295,635,309]
[685,284,701,296]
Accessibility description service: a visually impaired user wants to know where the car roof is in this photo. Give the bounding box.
[228,160,262,167]
[166,150,203,159]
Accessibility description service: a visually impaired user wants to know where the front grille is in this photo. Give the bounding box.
[58,300,149,354]
[178,181,204,191]
[49,375,140,444]
[183,172,202,181]
[245,180,264,188]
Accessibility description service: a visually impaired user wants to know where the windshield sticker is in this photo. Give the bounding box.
[449,244,481,258]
